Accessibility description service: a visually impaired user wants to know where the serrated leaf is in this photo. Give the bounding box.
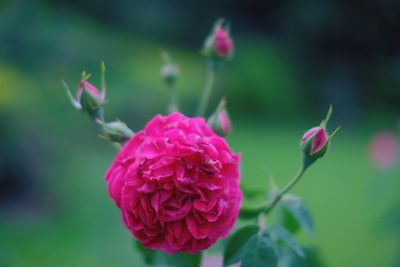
[279,247,326,267]
[160,251,201,267]
[223,225,259,266]
[241,232,278,267]
[281,195,314,235]
[270,225,304,257]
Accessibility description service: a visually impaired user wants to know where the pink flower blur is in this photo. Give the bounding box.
[301,127,329,155]
[369,131,398,170]
[105,112,242,254]
[214,27,233,57]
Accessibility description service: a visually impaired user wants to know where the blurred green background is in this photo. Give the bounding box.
[1,0,400,266]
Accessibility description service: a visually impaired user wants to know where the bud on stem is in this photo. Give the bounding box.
[239,106,339,219]
[160,51,180,113]
[203,19,234,60]
[97,119,134,147]
[63,65,107,121]
[207,98,232,136]
[300,105,340,167]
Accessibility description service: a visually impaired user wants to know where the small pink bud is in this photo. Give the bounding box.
[301,127,329,156]
[218,109,231,135]
[208,98,232,137]
[214,27,233,57]
[63,64,107,121]
[76,79,106,120]
[300,106,338,166]
[77,80,105,103]
[203,19,234,60]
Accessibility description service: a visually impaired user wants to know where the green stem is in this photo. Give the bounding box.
[264,164,308,215]
[167,84,178,113]
[196,61,216,117]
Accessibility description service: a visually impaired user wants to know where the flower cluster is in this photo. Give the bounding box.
[63,18,338,266]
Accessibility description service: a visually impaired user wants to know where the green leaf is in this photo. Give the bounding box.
[160,251,202,267]
[223,225,259,266]
[133,240,156,265]
[270,225,304,257]
[239,205,266,220]
[281,195,314,235]
[280,206,301,234]
[241,232,278,267]
[133,239,201,267]
[279,247,326,267]
[241,184,266,200]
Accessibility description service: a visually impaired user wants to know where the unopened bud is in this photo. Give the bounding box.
[97,120,134,144]
[160,51,179,87]
[300,105,339,166]
[78,80,106,119]
[301,127,329,159]
[203,19,234,60]
[63,68,106,121]
[208,98,232,137]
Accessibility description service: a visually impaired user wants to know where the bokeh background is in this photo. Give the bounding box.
[1,0,400,266]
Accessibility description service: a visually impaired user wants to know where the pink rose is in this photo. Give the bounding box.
[105,112,242,254]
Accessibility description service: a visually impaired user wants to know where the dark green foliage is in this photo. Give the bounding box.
[279,247,326,267]
[240,231,278,267]
[223,225,260,266]
[270,225,304,257]
[280,195,315,235]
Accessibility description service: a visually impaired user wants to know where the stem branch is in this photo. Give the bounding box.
[264,164,307,215]
[167,84,178,113]
[196,61,216,117]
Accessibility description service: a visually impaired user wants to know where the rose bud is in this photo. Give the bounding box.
[300,126,329,159]
[105,112,242,254]
[63,70,106,121]
[97,119,134,144]
[208,98,232,137]
[203,19,234,60]
[160,51,179,88]
[77,79,106,120]
[300,106,339,166]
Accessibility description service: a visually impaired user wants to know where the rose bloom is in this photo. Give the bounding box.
[105,112,242,254]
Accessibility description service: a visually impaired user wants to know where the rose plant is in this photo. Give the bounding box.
[63,19,339,267]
